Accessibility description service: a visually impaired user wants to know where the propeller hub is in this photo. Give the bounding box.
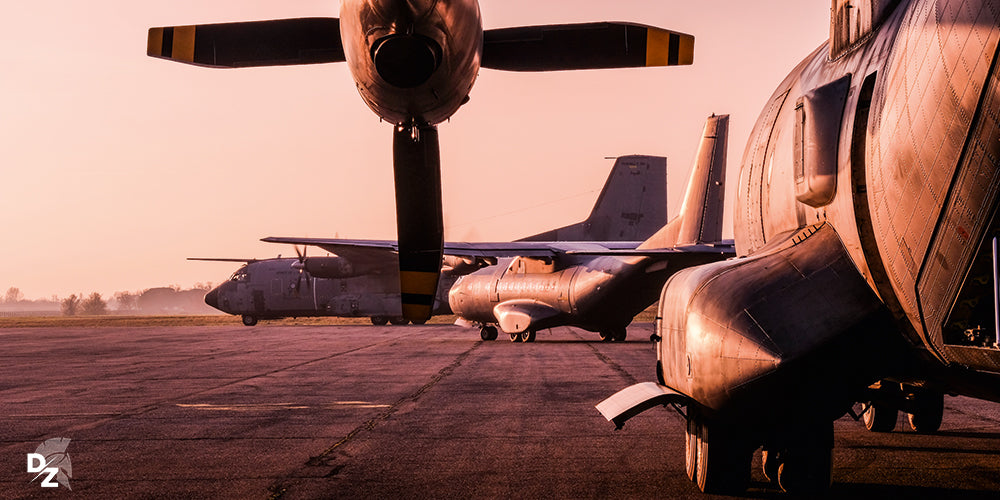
[371,34,441,88]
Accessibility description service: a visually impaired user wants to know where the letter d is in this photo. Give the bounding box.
[27,453,46,473]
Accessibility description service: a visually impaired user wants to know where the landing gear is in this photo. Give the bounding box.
[370,316,389,326]
[771,422,834,495]
[389,317,409,325]
[685,409,835,495]
[906,389,944,433]
[862,401,898,432]
[241,315,258,326]
[599,328,626,342]
[410,318,427,325]
[520,330,536,343]
[510,332,520,342]
[480,326,498,341]
[686,413,752,494]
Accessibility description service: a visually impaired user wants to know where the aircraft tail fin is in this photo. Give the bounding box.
[639,114,728,250]
[519,155,667,242]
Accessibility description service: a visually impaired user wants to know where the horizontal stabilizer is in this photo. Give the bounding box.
[187,257,258,263]
[596,382,689,430]
[482,22,693,71]
[147,18,344,68]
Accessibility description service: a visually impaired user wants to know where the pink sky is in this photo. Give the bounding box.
[0,1,829,300]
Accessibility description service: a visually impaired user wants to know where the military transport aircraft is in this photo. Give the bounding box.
[196,155,667,326]
[597,0,1000,495]
[449,114,734,342]
[147,1,693,323]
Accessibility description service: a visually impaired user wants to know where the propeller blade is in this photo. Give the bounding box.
[393,123,443,322]
[482,22,693,72]
[148,17,344,68]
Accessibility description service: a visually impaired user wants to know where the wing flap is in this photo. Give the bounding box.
[482,22,693,72]
[148,18,344,68]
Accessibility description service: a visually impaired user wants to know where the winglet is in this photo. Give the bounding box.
[638,114,728,250]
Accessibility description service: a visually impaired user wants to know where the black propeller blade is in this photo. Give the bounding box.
[292,245,312,293]
[393,123,443,322]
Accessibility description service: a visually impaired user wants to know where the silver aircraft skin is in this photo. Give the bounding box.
[599,0,1000,495]
[448,115,734,342]
[147,1,693,323]
[199,155,667,326]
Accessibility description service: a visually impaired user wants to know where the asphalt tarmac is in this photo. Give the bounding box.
[1,324,998,499]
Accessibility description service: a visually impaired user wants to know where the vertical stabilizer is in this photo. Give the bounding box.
[519,155,667,242]
[639,114,728,250]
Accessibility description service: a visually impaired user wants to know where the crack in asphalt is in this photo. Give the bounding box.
[267,339,484,499]
[571,328,639,385]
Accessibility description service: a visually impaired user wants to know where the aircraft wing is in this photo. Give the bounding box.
[564,241,735,257]
[261,236,644,259]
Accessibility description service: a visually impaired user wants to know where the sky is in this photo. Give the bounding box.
[0,1,829,301]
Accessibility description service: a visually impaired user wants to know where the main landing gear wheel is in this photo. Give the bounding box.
[241,315,258,326]
[907,390,944,433]
[775,422,834,495]
[684,414,699,482]
[510,332,521,342]
[862,401,898,432]
[410,318,427,325]
[480,326,498,341]
[520,330,536,343]
[370,316,389,326]
[692,416,752,494]
[599,329,626,342]
[389,317,409,325]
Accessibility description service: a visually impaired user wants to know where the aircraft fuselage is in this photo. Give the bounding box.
[728,0,1000,382]
[340,0,483,125]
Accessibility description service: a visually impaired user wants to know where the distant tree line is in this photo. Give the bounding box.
[2,284,218,316]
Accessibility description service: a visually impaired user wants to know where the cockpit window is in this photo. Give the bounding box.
[229,265,249,282]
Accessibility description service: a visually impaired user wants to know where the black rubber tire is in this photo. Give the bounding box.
[694,418,751,494]
[510,332,521,342]
[762,449,780,484]
[241,315,258,327]
[389,317,408,325]
[410,318,427,325]
[613,329,627,342]
[480,326,499,341]
[370,316,389,326]
[685,416,698,482]
[862,402,898,432]
[521,330,536,343]
[599,331,613,342]
[776,422,834,495]
[907,391,944,433]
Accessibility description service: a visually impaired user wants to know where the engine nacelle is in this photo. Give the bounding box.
[303,256,367,279]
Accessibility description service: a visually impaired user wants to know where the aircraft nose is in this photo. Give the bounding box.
[204,287,221,310]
